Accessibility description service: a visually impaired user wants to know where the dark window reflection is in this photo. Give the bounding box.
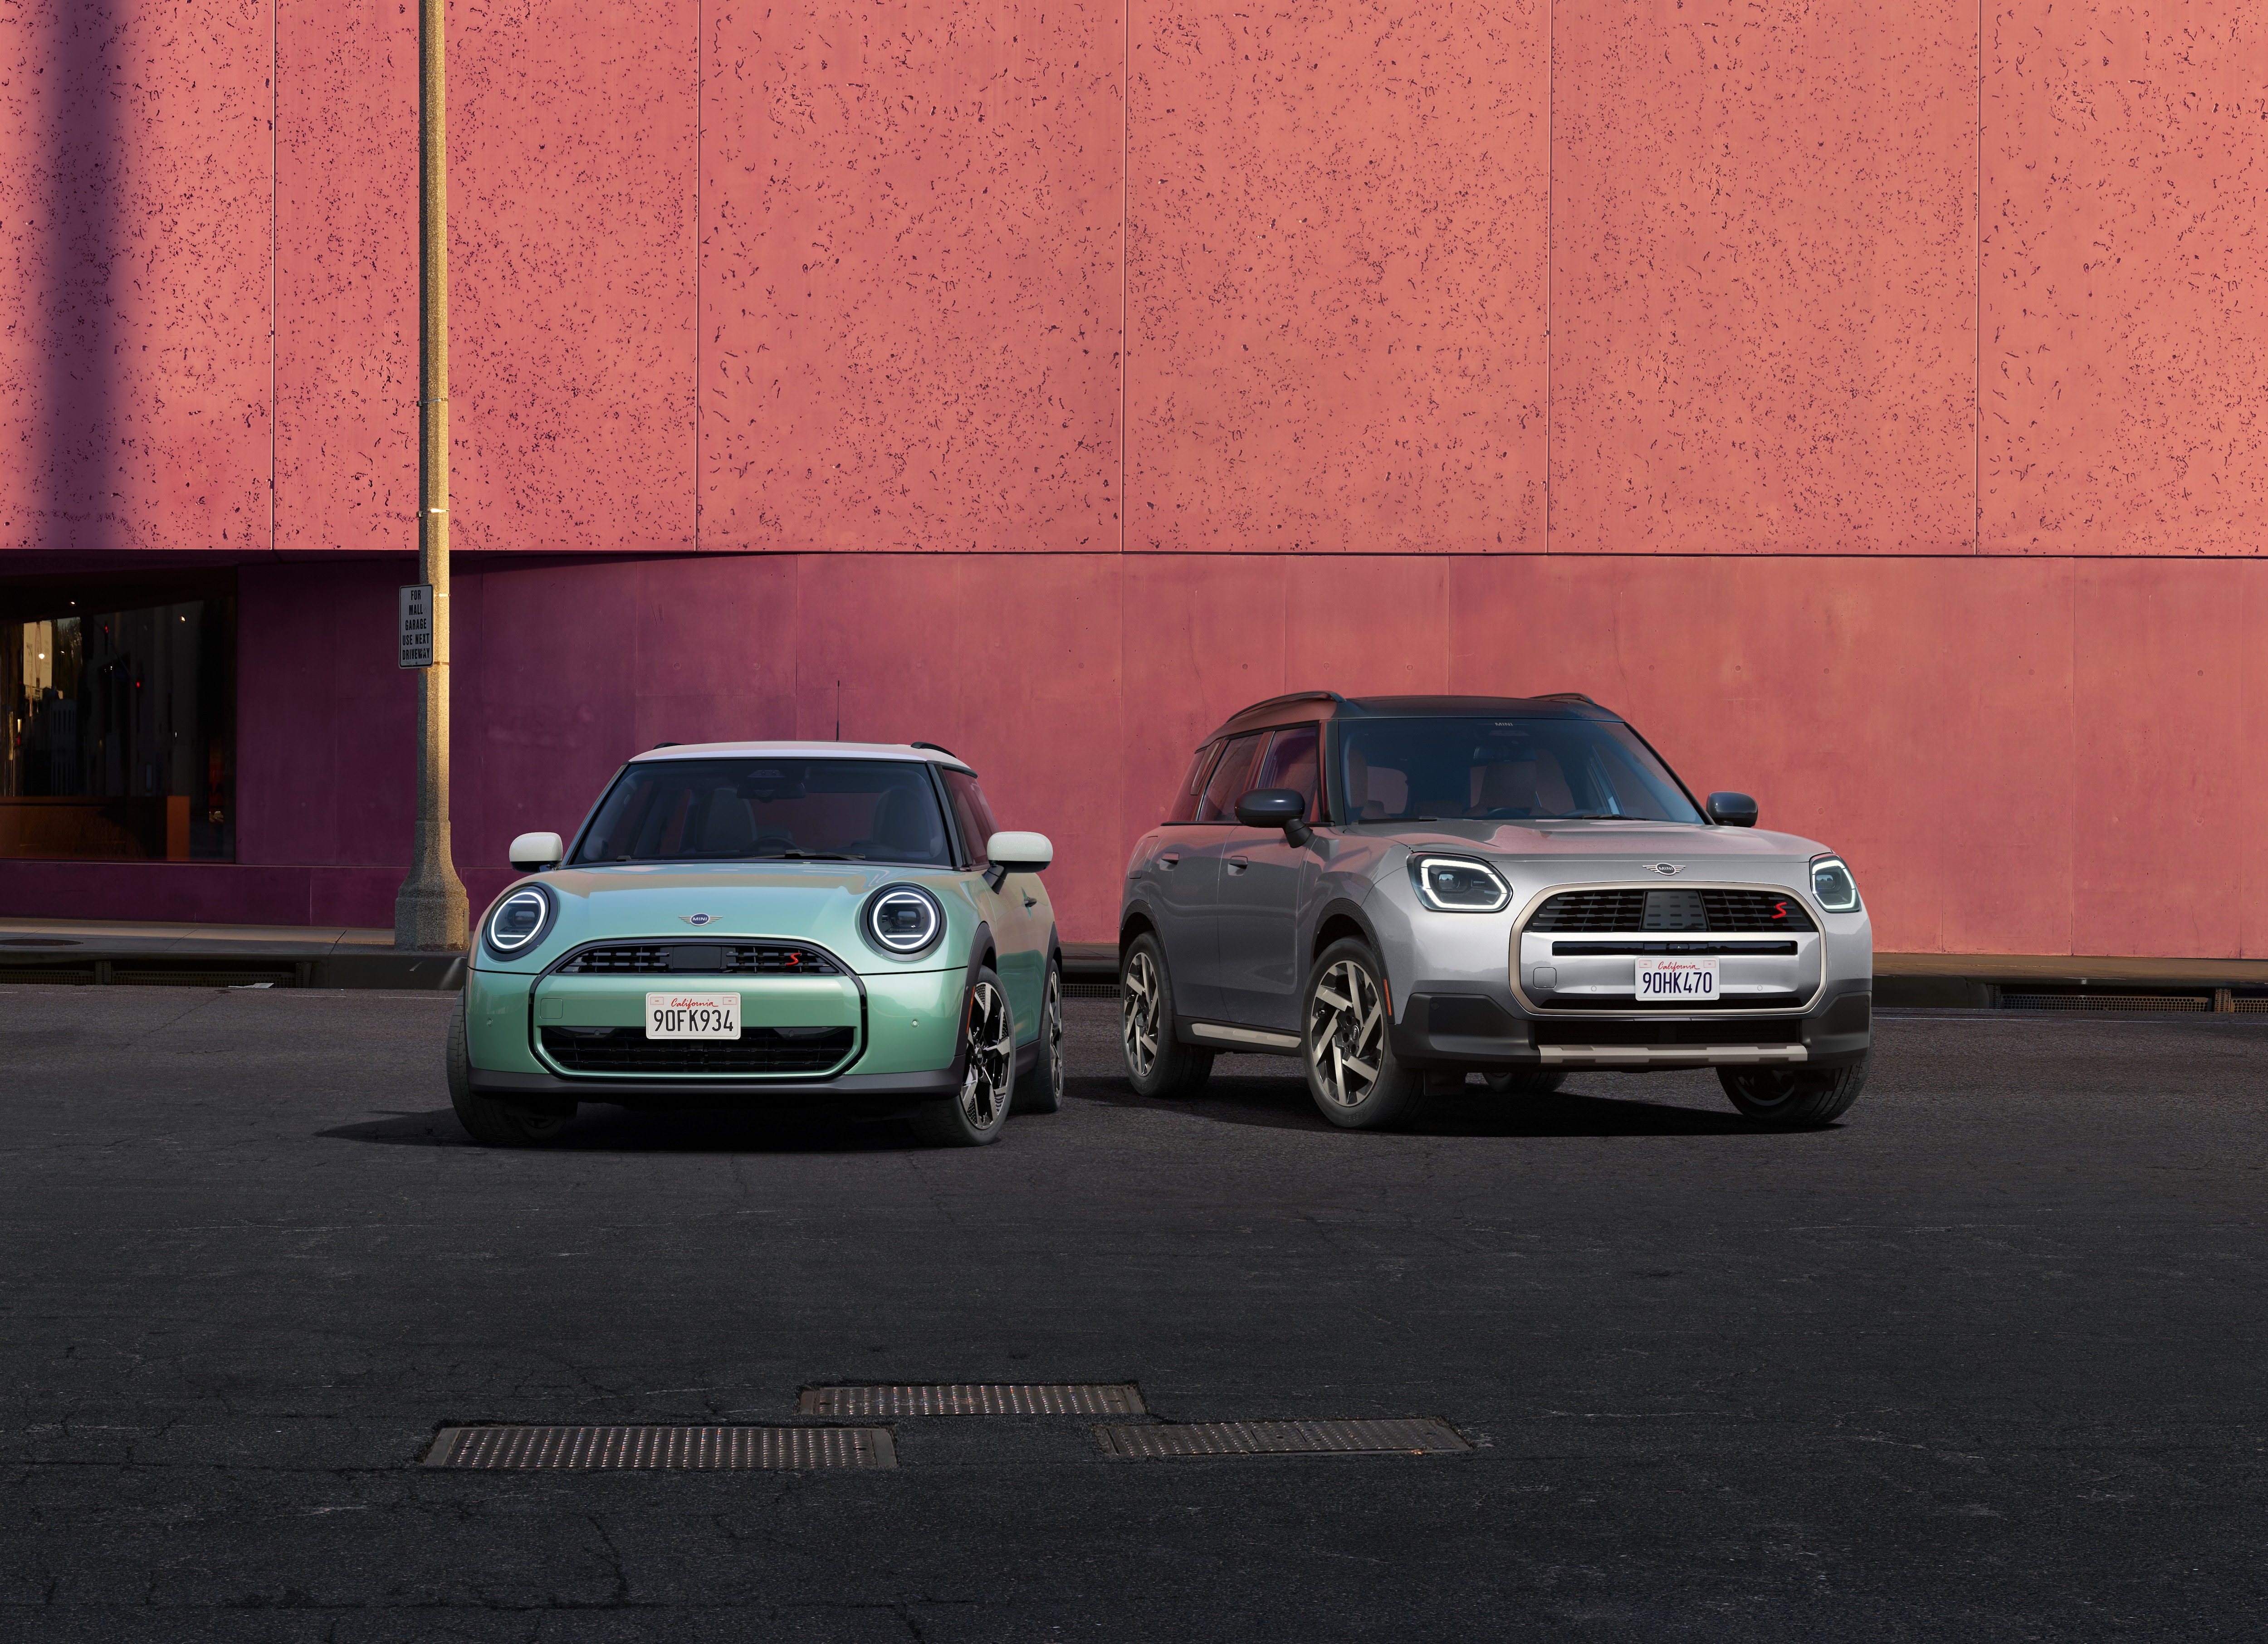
[2,587,236,861]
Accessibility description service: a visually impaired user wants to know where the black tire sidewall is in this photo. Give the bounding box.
[1121,932,1208,1098]
[1017,958,1066,1116]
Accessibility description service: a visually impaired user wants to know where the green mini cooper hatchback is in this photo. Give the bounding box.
[449,742,1062,1148]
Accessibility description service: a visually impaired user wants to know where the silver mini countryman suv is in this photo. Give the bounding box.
[1118,693,1872,1130]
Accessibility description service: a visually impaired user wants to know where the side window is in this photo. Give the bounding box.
[940,769,1002,866]
[1249,724,1320,820]
[1165,742,1222,824]
[1192,732,1266,824]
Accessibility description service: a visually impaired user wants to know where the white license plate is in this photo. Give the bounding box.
[645,991,741,1039]
[1636,957,1719,1002]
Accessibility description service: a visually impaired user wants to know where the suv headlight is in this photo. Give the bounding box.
[482,884,557,959]
[1810,854,1861,912]
[864,883,945,956]
[1409,855,1511,913]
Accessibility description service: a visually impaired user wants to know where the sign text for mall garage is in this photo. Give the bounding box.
[398,584,434,668]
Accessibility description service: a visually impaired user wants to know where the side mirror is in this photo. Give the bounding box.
[508,831,566,872]
[1706,793,1759,828]
[1235,788,1314,849]
[983,830,1053,891]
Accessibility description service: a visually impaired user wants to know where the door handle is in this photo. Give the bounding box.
[1225,856,1249,873]
[1159,853,1180,868]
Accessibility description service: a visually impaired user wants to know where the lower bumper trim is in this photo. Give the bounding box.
[469,1066,965,1104]
[1538,1044,1809,1067]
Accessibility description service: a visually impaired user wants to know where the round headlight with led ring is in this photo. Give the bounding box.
[482,883,556,959]
[1409,854,1512,913]
[864,883,945,956]
[1809,853,1862,913]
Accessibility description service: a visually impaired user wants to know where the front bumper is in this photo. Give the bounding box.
[463,957,973,1102]
[1390,977,1872,1073]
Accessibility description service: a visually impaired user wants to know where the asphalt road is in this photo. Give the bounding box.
[3,986,2264,1642]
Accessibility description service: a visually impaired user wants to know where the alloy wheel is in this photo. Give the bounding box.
[1045,967,1066,1104]
[960,981,1015,1129]
[1122,951,1161,1078]
[1308,958,1386,1107]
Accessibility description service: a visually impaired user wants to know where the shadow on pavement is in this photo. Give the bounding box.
[1074,1072,1785,1138]
[318,1105,930,1154]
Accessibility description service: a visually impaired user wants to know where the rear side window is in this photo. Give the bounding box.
[940,768,1002,867]
[1165,742,1222,824]
[1249,724,1320,820]
[1193,732,1266,823]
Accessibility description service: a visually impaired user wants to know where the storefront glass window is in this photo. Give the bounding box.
[2,583,236,861]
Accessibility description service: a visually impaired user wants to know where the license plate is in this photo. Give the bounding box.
[1636,957,1719,1002]
[645,991,741,1039]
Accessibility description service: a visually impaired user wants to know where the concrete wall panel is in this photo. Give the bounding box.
[1982,1,2268,554]
[12,550,2268,961]
[448,1,696,553]
[1550,0,1978,554]
[0,2,271,554]
[1126,1,1548,553]
[276,0,417,556]
[700,1,1123,552]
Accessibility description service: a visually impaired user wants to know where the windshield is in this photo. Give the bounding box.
[1336,718,1704,825]
[571,758,952,865]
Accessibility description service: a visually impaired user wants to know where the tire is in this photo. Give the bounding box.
[1482,1069,1568,1097]
[910,967,1016,1146]
[1300,939,1430,1131]
[1717,1053,1869,1129]
[1016,958,1066,1116]
[1119,932,1215,1098]
[447,992,576,1147]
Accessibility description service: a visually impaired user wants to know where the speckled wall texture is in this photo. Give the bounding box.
[7,3,2268,958]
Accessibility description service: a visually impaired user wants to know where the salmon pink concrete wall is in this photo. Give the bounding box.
[15,550,2268,962]
[7,2,2268,961]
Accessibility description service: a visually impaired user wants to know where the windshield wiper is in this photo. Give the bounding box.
[752,850,864,861]
[1356,816,1439,824]
[1546,813,1637,821]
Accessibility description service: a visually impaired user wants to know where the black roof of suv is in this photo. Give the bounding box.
[1205,691,1619,742]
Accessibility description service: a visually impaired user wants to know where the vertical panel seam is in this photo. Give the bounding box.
[271,0,279,557]
[695,0,703,551]
[1975,0,1983,557]
[1120,0,1129,561]
[1544,0,1553,556]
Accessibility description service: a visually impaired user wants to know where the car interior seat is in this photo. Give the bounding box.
[864,785,945,861]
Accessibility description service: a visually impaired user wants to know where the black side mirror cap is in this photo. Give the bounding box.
[1706,792,1759,828]
[1235,788,1315,848]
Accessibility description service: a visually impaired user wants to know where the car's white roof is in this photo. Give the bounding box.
[627,740,971,771]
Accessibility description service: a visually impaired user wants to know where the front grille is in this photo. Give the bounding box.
[1535,1017,1806,1046]
[540,1026,854,1074]
[1529,887,1816,933]
[1543,991,1814,1012]
[559,943,843,976]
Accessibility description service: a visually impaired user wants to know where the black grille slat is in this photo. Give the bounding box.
[1530,887,1814,933]
[539,1027,854,1074]
[561,943,843,976]
[1535,1017,1807,1046]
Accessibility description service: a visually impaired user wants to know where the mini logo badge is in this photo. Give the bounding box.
[678,912,718,927]
[1648,863,1685,876]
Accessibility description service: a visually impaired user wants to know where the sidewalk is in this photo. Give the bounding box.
[6,919,2265,1005]
[0,918,462,989]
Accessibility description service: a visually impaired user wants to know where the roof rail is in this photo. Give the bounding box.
[1229,689,1346,718]
[909,741,959,758]
[1532,693,1597,706]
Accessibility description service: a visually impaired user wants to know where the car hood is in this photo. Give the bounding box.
[1373,820,1831,862]
[477,860,982,976]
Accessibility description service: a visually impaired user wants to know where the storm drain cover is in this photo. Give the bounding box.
[1098,1418,1469,1459]
[424,1424,894,1469]
[799,1382,1146,1417]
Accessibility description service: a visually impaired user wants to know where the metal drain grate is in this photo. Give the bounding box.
[1061,982,1120,1000]
[1098,1418,1469,1458]
[800,1382,1146,1416]
[2002,991,2209,1013]
[423,1424,894,1469]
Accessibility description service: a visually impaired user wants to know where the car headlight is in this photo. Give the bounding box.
[1810,854,1862,912]
[1409,855,1511,913]
[482,884,556,958]
[864,883,945,956]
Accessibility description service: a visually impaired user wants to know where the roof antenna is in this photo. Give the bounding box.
[834,681,841,742]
